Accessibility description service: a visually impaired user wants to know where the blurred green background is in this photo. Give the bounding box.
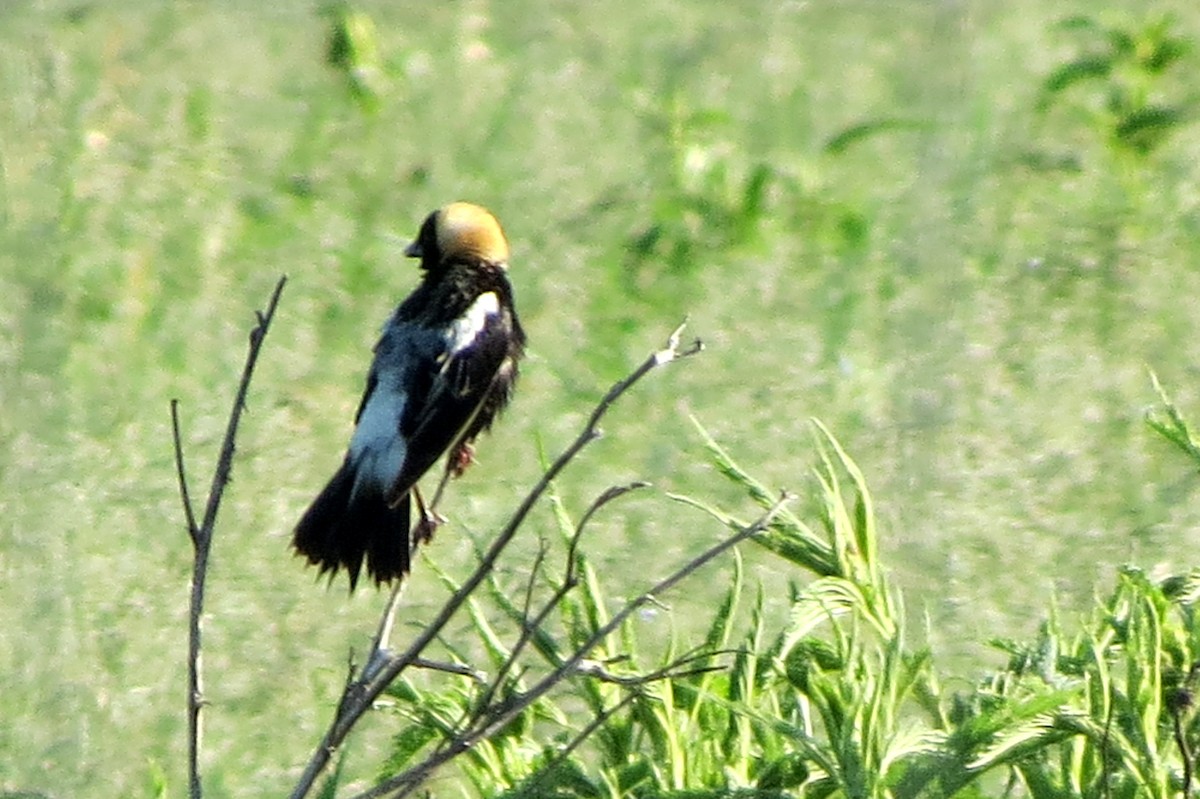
[3,0,1200,795]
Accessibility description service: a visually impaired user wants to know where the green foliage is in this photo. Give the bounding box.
[1038,13,1194,155]
[322,3,385,113]
[822,118,928,156]
[368,408,1200,798]
[5,2,1200,796]
[621,93,876,314]
[624,95,776,296]
[951,565,1200,799]
[1145,372,1200,471]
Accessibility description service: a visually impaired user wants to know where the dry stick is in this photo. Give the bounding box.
[519,538,551,630]
[289,323,703,799]
[573,647,731,687]
[170,275,288,799]
[520,691,639,797]
[1173,661,1200,797]
[517,650,736,798]
[430,483,640,752]
[171,402,200,540]
[471,481,652,723]
[360,491,794,799]
[518,649,732,799]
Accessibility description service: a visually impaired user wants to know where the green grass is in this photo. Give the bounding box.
[2,0,1200,795]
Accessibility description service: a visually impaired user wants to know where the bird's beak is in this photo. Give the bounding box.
[403,240,423,258]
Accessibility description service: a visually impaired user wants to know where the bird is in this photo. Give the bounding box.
[294,202,526,590]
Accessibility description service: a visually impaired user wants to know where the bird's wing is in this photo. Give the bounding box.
[352,370,379,424]
[385,301,512,501]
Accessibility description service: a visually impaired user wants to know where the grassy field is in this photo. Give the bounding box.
[3,0,1200,795]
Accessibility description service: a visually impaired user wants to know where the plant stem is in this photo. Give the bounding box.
[172,275,287,799]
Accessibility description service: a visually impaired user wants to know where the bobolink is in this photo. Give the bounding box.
[294,202,525,590]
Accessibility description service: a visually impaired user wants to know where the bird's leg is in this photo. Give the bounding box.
[412,485,446,545]
[428,461,453,509]
[448,440,477,478]
[416,454,459,544]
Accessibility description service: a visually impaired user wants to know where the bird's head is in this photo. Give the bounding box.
[405,202,510,270]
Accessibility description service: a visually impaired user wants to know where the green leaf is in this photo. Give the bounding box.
[755,752,811,790]
[683,416,839,576]
[823,118,927,155]
[1159,568,1200,605]
[1141,34,1189,72]
[1039,55,1113,100]
[700,546,742,657]
[322,4,385,112]
[737,163,772,225]
[780,577,871,651]
[1113,104,1185,153]
[1054,15,1104,34]
[1145,371,1200,468]
[380,723,440,778]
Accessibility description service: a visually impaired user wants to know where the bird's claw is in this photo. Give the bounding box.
[414,510,448,545]
[449,441,477,478]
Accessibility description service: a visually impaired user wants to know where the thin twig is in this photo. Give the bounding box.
[472,481,653,722]
[567,482,651,571]
[405,657,488,682]
[171,400,199,542]
[197,276,288,536]
[474,649,725,799]
[574,647,733,686]
[362,492,792,799]
[289,325,702,799]
[518,692,639,798]
[173,275,287,799]
[522,538,550,621]
[1172,661,1200,798]
[504,647,741,799]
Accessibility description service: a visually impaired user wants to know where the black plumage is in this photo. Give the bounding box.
[294,202,525,589]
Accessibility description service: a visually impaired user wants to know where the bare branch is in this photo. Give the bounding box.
[289,325,701,799]
[178,275,287,799]
[573,647,733,686]
[171,399,200,543]
[475,480,654,718]
[407,657,488,682]
[517,644,741,799]
[567,481,651,573]
[198,275,288,536]
[516,692,638,799]
[362,492,792,799]
[522,538,550,624]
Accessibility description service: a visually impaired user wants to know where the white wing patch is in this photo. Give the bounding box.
[349,385,407,494]
[445,292,500,355]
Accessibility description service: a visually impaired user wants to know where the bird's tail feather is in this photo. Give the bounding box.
[293,461,412,591]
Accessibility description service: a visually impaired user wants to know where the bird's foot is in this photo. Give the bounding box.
[414,509,448,545]
[449,441,477,478]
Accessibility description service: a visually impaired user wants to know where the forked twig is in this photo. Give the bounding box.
[517,691,639,797]
[171,275,287,799]
[289,324,702,799]
[358,491,793,799]
[469,481,652,722]
[171,401,199,541]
